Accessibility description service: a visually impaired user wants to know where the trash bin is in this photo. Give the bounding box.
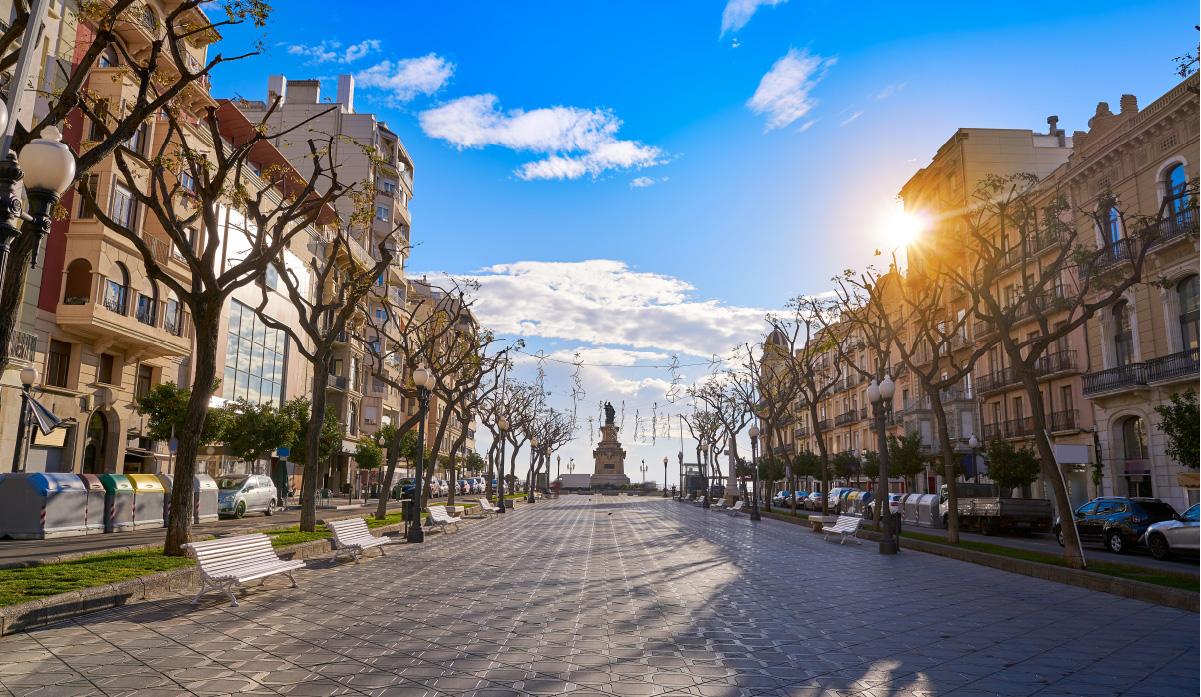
[916,493,944,528]
[98,474,135,532]
[126,474,166,529]
[155,473,175,522]
[0,473,90,539]
[77,474,106,534]
[194,474,219,524]
[403,497,418,523]
[857,491,876,518]
[901,493,921,526]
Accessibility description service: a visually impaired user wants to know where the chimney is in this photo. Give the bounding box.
[267,75,286,105]
[1119,94,1138,114]
[287,79,321,104]
[337,75,355,114]
[1046,115,1058,136]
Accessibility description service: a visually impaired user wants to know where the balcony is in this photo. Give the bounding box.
[834,411,858,427]
[141,232,172,266]
[1082,363,1148,397]
[891,363,908,378]
[974,318,999,338]
[1094,238,1134,269]
[56,274,192,358]
[982,422,1003,441]
[328,376,349,391]
[814,419,832,433]
[1049,409,1078,433]
[1035,349,1078,377]
[1147,348,1199,383]
[794,426,811,439]
[977,366,1020,395]
[867,410,898,430]
[1002,416,1035,439]
[9,330,36,363]
[1154,206,1198,246]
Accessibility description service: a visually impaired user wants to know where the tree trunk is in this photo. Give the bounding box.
[485,441,496,499]
[928,392,961,543]
[1020,369,1087,569]
[300,358,331,533]
[163,313,220,556]
[375,433,400,521]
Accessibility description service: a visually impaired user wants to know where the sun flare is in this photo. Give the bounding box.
[885,210,931,246]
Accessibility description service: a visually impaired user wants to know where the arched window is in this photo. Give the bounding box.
[1112,301,1134,366]
[63,259,93,305]
[135,279,158,326]
[83,412,108,474]
[1121,416,1151,497]
[348,401,358,436]
[1105,206,1121,245]
[1165,164,1189,216]
[104,263,129,314]
[1179,275,1199,351]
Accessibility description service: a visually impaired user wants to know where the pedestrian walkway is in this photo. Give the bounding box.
[0,496,1195,696]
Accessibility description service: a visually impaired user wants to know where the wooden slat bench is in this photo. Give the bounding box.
[710,499,727,511]
[726,501,745,516]
[478,498,501,518]
[182,534,304,607]
[427,505,462,533]
[327,517,392,565]
[822,515,863,545]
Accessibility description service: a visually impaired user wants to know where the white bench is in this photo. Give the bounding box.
[327,517,392,565]
[710,499,727,511]
[427,505,462,533]
[182,533,304,607]
[478,498,501,518]
[823,515,863,545]
[727,501,745,516]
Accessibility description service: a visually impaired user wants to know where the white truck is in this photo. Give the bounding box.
[939,483,1053,536]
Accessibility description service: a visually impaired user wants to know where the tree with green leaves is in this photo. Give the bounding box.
[223,399,293,468]
[887,432,927,491]
[792,450,821,485]
[861,450,880,481]
[1154,389,1199,470]
[281,398,343,468]
[984,439,1042,492]
[463,452,485,474]
[135,382,228,445]
[831,451,858,484]
[355,439,383,472]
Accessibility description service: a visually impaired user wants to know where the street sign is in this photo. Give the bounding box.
[277,447,291,458]
[168,437,179,453]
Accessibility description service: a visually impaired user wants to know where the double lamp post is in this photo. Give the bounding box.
[406,367,437,544]
[868,374,899,555]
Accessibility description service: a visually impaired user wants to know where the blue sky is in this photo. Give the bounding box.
[215,0,1197,482]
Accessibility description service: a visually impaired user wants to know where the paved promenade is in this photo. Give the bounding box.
[0,496,1195,696]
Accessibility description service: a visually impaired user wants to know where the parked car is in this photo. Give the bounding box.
[1054,496,1179,554]
[217,475,278,518]
[771,491,792,506]
[1140,503,1200,560]
[805,492,824,511]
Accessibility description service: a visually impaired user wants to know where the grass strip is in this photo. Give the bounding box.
[0,550,193,608]
[900,530,1199,592]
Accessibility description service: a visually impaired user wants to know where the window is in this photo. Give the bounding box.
[222,300,287,406]
[111,182,135,228]
[1105,206,1121,244]
[76,174,99,219]
[46,340,71,388]
[348,401,358,435]
[376,206,388,222]
[375,308,387,323]
[98,353,116,385]
[1122,416,1152,497]
[381,179,397,194]
[103,265,128,315]
[1165,164,1189,216]
[1178,275,1199,350]
[136,365,153,398]
[1112,301,1134,366]
[97,46,117,68]
[125,122,147,155]
[179,170,194,193]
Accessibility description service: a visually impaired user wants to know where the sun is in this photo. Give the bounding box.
[884,210,931,246]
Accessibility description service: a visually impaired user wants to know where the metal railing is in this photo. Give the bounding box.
[794,426,811,439]
[329,375,349,390]
[982,422,1003,441]
[1094,238,1134,269]
[1146,348,1199,382]
[1082,363,1148,396]
[814,419,832,433]
[977,366,1020,394]
[834,411,858,427]
[1035,349,1077,376]
[134,296,157,327]
[1050,409,1078,433]
[142,232,171,265]
[1154,206,1197,245]
[974,318,998,338]
[9,330,36,362]
[1002,416,1035,439]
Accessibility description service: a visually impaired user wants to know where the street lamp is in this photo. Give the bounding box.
[662,456,669,497]
[10,367,37,472]
[749,425,762,522]
[527,436,538,503]
[557,454,561,479]
[968,434,980,484]
[700,443,710,508]
[407,367,436,543]
[0,125,76,293]
[567,457,574,474]
[496,417,509,513]
[868,375,898,554]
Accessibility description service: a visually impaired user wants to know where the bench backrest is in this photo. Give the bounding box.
[831,516,861,531]
[479,498,496,511]
[184,533,280,572]
[328,517,370,543]
[428,505,455,522]
[731,501,744,511]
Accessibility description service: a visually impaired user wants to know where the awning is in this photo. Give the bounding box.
[125,448,158,459]
[1178,472,1200,488]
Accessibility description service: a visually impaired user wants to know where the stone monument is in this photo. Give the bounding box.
[591,401,630,489]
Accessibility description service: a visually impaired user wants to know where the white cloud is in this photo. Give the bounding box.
[798,119,818,132]
[288,39,380,65]
[440,260,768,358]
[732,38,742,48]
[356,54,455,103]
[630,176,667,188]
[841,111,863,126]
[747,48,835,131]
[721,0,789,36]
[419,95,667,181]
[875,82,908,99]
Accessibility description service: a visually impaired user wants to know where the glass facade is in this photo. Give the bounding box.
[224,299,287,406]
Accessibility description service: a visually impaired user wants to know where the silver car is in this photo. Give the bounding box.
[1141,503,1199,560]
[217,474,278,518]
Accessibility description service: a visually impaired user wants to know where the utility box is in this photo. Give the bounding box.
[77,474,106,534]
[194,474,219,524]
[126,474,166,529]
[0,473,90,539]
[98,474,135,532]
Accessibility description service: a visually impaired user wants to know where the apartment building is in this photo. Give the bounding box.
[238,76,414,492]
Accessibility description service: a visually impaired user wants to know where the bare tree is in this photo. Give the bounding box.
[689,368,755,501]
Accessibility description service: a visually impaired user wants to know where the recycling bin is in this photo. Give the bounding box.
[901,493,921,526]
[126,474,166,529]
[916,493,944,528]
[0,473,89,539]
[155,474,174,522]
[98,474,135,532]
[855,491,876,518]
[194,474,219,523]
[77,474,106,534]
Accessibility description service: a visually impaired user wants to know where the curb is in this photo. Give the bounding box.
[0,519,413,637]
[753,511,1197,612]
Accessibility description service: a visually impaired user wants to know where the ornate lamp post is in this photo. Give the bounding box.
[662,456,669,497]
[407,367,436,543]
[556,454,561,479]
[699,443,710,508]
[639,459,648,485]
[10,367,37,472]
[496,417,509,512]
[968,435,981,484]
[868,375,898,554]
[567,457,575,474]
[526,436,539,503]
[0,124,76,293]
[749,426,762,522]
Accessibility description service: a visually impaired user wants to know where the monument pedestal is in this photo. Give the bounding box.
[592,416,630,488]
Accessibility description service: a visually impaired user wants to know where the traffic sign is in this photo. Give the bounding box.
[168,437,179,453]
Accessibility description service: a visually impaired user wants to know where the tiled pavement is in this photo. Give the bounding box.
[0,497,1196,697]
